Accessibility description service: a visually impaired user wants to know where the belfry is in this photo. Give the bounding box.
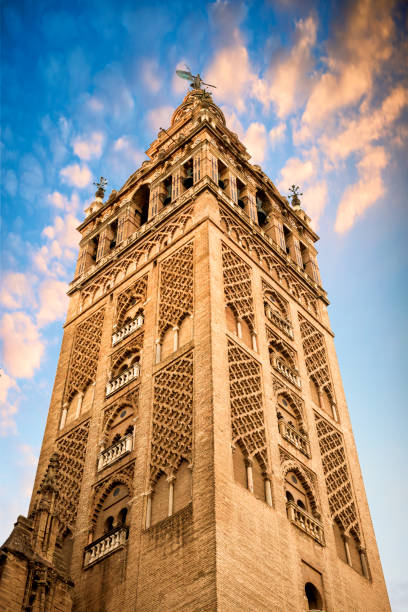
[0,82,390,611]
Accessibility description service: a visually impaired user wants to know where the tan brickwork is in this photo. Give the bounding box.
[0,87,390,611]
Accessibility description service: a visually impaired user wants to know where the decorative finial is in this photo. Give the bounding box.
[176,65,216,91]
[93,176,108,199]
[288,184,303,209]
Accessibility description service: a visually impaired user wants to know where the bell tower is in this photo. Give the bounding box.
[0,84,390,611]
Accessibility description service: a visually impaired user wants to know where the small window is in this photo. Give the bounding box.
[104,516,114,533]
[305,582,323,610]
[113,487,120,497]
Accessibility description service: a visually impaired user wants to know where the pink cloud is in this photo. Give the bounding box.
[36,279,68,327]
[60,163,92,188]
[1,273,35,310]
[335,147,388,233]
[244,122,267,164]
[72,131,105,161]
[146,106,174,132]
[0,312,45,378]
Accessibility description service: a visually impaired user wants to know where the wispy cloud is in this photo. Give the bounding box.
[60,163,92,188]
[72,131,105,160]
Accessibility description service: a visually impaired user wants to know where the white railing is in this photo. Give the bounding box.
[273,356,301,389]
[106,364,140,397]
[265,305,293,339]
[112,315,144,346]
[97,434,133,471]
[84,526,128,567]
[279,420,310,457]
[287,501,325,545]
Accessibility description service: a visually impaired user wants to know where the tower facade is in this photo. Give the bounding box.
[0,87,390,611]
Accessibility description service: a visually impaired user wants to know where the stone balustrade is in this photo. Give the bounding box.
[112,315,144,346]
[273,356,301,388]
[84,526,128,568]
[106,364,140,397]
[279,420,310,457]
[264,305,293,339]
[287,501,325,545]
[97,434,133,471]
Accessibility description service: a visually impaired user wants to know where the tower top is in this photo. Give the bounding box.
[175,68,216,91]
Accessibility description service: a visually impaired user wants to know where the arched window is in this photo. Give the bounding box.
[104,516,114,533]
[305,582,323,610]
[285,471,309,513]
[117,507,128,526]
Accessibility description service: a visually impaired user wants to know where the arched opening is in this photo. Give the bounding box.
[161,326,174,360]
[104,516,114,533]
[240,318,252,350]
[54,530,73,575]
[182,158,194,191]
[255,189,271,227]
[225,305,237,335]
[285,471,309,513]
[349,533,364,575]
[232,444,247,489]
[333,520,348,564]
[178,314,193,347]
[132,184,150,228]
[236,177,246,210]
[286,490,294,503]
[305,582,323,610]
[150,472,168,525]
[117,507,128,526]
[321,388,333,417]
[173,460,192,513]
[309,378,320,407]
[252,456,265,502]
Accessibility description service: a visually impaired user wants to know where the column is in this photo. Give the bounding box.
[145,491,152,529]
[173,326,179,352]
[167,475,176,516]
[264,474,273,507]
[236,318,242,339]
[59,404,68,429]
[360,548,370,579]
[342,534,352,566]
[245,459,254,493]
[155,339,161,364]
[251,331,258,352]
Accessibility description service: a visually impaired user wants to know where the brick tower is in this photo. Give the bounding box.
[0,84,390,611]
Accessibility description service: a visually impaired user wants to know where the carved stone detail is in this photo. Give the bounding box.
[222,242,255,330]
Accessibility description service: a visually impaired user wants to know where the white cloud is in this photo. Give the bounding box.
[335,147,388,233]
[60,163,92,188]
[47,191,80,214]
[72,131,105,160]
[0,402,18,437]
[146,106,174,132]
[112,136,146,167]
[88,96,104,112]
[269,123,287,147]
[243,122,267,164]
[0,312,45,378]
[0,370,18,404]
[0,273,35,310]
[262,16,317,118]
[205,30,258,113]
[278,155,316,192]
[301,180,328,230]
[36,280,68,327]
[140,58,161,94]
[42,213,79,251]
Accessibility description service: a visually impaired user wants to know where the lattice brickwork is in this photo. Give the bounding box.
[220,206,318,316]
[298,314,334,401]
[222,243,255,330]
[81,204,193,304]
[227,339,267,469]
[56,420,90,529]
[158,242,194,339]
[64,308,105,403]
[314,412,361,538]
[115,274,148,329]
[150,351,193,484]
[110,333,144,375]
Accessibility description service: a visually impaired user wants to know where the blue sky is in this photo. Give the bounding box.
[1,0,407,607]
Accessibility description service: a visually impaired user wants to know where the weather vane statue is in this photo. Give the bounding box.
[94,176,108,199]
[287,184,303,208]
[176,66,216,91]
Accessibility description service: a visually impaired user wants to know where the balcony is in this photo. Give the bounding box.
[279,420,310,458]
[273,356,301,389]
[286,501,324,545]
[106,364,140,397]
[97,434,133,472]
[112,315,144,346]
[84,526,128,568]
[265,305,293,339]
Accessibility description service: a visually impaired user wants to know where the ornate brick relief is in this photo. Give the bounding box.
[314,412,361,539]
[222,242,255,331]
[103,387,140,432]
[279,446,318,514]
[266,327,297,369]
[64,308,105,403]
[262,279,290,320]
[227,339,268,469]
[80,203,193,304]
[150,351,193,484]
[115,274,148,329]
[55,420,90,530]
[91,461,136,527]
[272,376,304,419]
[220,206,318,316]
[158,242,194,339]
[298,315,335,403]
[110,333,144,376]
